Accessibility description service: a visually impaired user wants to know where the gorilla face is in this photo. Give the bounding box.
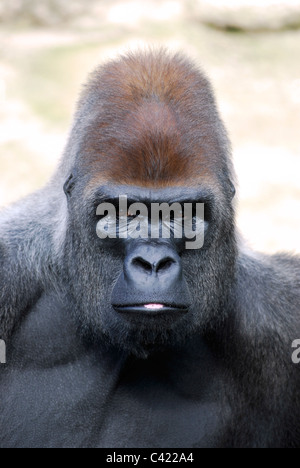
[63,179,236,358]
[60,50,237,357]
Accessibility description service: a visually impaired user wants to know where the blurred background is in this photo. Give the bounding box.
[0,0,299,253]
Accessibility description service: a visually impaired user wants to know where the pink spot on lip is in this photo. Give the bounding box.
[144,304,165,309]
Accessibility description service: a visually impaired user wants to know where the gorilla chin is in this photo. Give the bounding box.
[69,280,198,359]
[104,303,197,359]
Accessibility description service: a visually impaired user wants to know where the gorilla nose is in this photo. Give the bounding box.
[131,255,176,275]
[111,243,191,316]
[124,244,182,286]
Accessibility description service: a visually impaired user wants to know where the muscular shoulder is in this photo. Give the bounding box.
[0,191,60,339]
[235,249,300,338]
[238,249,300,285]
[3,291,85,370]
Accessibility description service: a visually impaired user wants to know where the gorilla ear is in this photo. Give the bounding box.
[63,172,77,199]
[229,180,236,200]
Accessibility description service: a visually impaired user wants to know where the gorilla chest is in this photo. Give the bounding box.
[0,295,227,448]
[98,381,226,448]
[0,359,225,448]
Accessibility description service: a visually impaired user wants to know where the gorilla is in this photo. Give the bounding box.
[0,50,300,448]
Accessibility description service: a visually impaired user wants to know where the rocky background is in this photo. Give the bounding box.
[0,0,299,253]
[2,1,300,30]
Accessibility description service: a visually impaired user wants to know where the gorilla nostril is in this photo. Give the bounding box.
[131,256,176,275]
[155,257,176,273]
[132,257,153,274]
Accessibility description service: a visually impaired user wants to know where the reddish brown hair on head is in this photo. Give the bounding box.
[72,49,231,190]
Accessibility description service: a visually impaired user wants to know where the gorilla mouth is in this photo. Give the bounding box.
[113,303,189,317]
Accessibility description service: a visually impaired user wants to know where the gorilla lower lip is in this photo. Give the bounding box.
[113,304,188,317]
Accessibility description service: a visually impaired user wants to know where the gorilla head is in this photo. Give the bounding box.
[59,50,237,357]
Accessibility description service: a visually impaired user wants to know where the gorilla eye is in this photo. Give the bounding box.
[128,208,137,217]
[117,207,139,219]
[117,207,127,218]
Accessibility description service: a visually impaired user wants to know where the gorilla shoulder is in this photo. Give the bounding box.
[236,249,300,340]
